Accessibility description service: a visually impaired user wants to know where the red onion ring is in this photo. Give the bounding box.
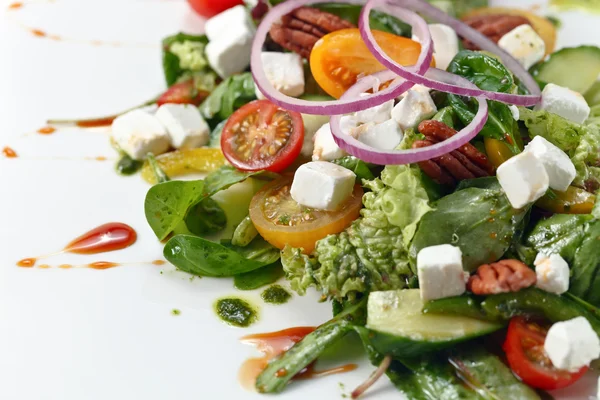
[330,68,489,165]
[251,0,434,115]
[359,0,541,106]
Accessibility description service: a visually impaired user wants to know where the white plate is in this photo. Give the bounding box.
[0,1,598,399]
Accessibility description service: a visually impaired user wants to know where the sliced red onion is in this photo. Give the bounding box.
[330,68,489,165]
[359,0,541,106]
[251,0,434,115]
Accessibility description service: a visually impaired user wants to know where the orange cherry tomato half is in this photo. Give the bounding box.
[221,100,304,172]
[503,317,588,391]
[249,176,363,254]
[310,28,432,99]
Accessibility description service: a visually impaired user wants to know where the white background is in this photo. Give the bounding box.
[0,0,598,399]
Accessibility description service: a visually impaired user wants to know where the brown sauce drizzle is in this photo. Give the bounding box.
[37,126,56,135]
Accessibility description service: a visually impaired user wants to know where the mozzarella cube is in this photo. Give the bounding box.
[354,96,394,124]
[534,253,570,294]
[111,109,170,160]
[255,52,305,99]
[351,120,403,151]
[544,317,600,372]
[417,244,465,302]
[524,136,576,191]
[497,152,549,209]
[535,83,591,125]
[391,89,437,131]
[206,32,253,79]
[290,161,356,211]
[155,104,209,149]
[312,121,351,161]
[498,24,546,70]
[204,5,255,42]
[413,24,459,71]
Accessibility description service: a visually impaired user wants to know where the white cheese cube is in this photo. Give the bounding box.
[497,152,549,209]
[255,52,305,100]
[535,83,591,125]
[534,253,570,294]
[413,24,459,71]
[312,121,351,161]
[206,31,253,79]
[290,161,356,211]
[301,114,330,157]
[509,105,520,120]
[524,136,576,191]
[354,96,395,124]
[351,120,404,151]
[111,109,170,160]
[498,24,546,70]
[204,5,255,42]
[155,104,209,149]
[417,244,466,302]
[391,89,437,131]
[544,317,600,372]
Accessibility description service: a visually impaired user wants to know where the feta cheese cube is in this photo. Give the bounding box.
[534,253,570,294]
[354,96,394,124]
[312,121,351,161]
[301,114,330,157]
[509,105,520,120]
[391,89,437,131]
[155,104,209,149]
[255,52,305,100]
[498,24,546,70]
[206,32,253,78]
[111,109,170,160]
[535,83,591,125]
[524,136,576,191]
[544,317,600,372]
[417,244,466,302]
[290,161,356,210]
[204,5,255,42]
[351,120,404,151]
[413,24,459,71]
[497,152,549,209]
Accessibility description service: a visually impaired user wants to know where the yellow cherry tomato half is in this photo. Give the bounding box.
[249,176,363,254]
[462,7,556,56]
[484,137,515,169]
[140,148,227,184]
[310,28,432,99]
[536,186,596,214]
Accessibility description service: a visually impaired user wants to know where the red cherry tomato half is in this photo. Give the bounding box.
[221,100,304,172]
[503,317,588,390]
[157,80,208,106]
[187,0,244,19]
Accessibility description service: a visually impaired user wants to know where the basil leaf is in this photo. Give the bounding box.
[234,262,284,290]
[164,235,279,277]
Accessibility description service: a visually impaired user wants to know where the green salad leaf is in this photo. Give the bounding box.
[234,262,284,291]
[185,198,227,236]
[162,33,217,91]
[332,156,376,182]
[199,73,257,128]
[410,178,531,272]
[282,165,432,300]
[164,235,279,277]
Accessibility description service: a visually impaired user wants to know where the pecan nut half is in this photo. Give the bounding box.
[468,259,536,295]
[461,14,531,50]
[269,7,355,59]
[413,120,494,185]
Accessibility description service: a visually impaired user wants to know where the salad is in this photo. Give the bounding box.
[70,0,600,397]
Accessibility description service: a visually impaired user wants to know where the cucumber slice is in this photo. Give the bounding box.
[532,46,600,94]
[366,289,503,358]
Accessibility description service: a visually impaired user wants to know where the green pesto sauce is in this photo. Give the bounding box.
[171,308,181,316]
[215,297,258,327]
[551,0,600,13]
[115,153,143,176]
[261,285,291,305]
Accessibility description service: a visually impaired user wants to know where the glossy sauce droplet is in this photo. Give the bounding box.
[17,258,37,267]
[152,260,166,266]
[64,222,137,254]
[30,29,47,37]
[88,261,120,270]
[2,147,17,158]
[37,126,56,135]
[8,2,23,10]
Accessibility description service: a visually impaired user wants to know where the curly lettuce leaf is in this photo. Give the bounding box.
[282,165,432,300]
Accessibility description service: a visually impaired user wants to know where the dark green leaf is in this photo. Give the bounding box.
[115,154,143,176]
[432,106,458,128]
[199,73,256,127]
[570,220,600,305]
[410,178,531,272]
[163,235,279,277]
[448,50,514,92]
[332,156,376,182]
[185,198,227,236]
[234,262,284,290]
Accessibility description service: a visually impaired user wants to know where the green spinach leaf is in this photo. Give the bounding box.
[332,156,376,182]
[185,198,227,236]
[199,73,256,128]
[410,178,531,272]
[570,220,600,305]
[234,262,284,290]
[164,235,279,277]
